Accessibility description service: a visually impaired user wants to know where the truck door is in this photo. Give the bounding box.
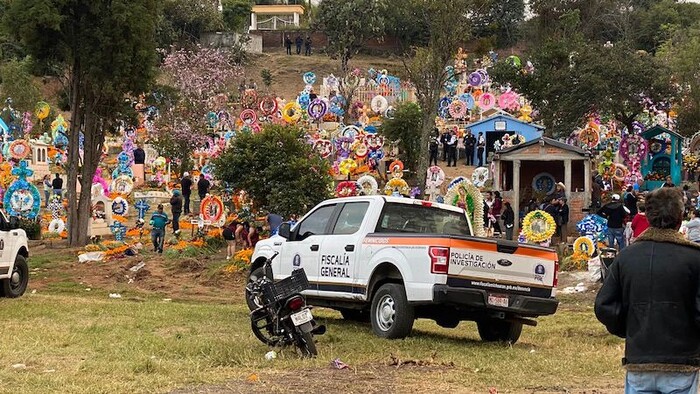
[318,201,369,300]
[278,203,338,296]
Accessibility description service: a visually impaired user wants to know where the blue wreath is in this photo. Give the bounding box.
[4,179,41,220]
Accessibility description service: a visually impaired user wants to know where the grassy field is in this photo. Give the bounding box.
[0,249,625,393]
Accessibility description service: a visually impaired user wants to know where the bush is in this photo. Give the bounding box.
[18,217,41,240]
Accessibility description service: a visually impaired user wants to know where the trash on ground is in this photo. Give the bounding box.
[12,364,26,369]
[129,262,146,272]
[108,293,122,299]
[331,358,349,370]
[78,252,105,263]
[264,351,277,361]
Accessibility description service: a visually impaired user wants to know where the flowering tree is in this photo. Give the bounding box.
[153,45,243,172]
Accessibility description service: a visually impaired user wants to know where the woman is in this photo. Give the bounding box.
[630,204,649,242]
[685,209,700,243]
[42,174,51,207]
[492,191,503,236]
[248,226,261,249]
[502,201,515,240]
[223,221,238,260]
[236,221,250,249]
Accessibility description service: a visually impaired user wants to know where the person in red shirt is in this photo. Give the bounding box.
[630,203,649,241]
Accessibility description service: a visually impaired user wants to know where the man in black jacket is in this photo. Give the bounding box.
[440,130,450,161]
[464,131,476,166]
[595,187,700,393]
[598,194,630,250]
[181,172,192,215]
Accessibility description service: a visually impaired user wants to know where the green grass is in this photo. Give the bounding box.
[0,291,625,393]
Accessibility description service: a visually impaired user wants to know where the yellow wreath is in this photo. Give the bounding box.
[522,210,556,243]
[282,102,302,123]
[384,178,410,196]
[573,236,595,257]
[338,158,358,175]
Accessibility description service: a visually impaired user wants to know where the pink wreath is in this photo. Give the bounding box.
[619,133,648,163]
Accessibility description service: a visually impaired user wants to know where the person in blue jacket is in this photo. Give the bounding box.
[150,204,170,253]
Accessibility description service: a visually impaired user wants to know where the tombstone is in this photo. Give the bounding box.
[109,221,127,242]
[29,140,50,182]
[88,193,114,237]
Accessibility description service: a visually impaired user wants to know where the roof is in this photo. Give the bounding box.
[251,5,305,14]
[497,136,591,156]
[642,124,684,140]
[322,195,464,213]
[465,114,545,131]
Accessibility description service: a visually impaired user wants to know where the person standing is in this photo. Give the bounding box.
[630,204,649,242]
[685,209,700,243]
[267,213,283,236]
[133,144,145,186]
[447,131,457,167]
[223,221,238,260]
[181,172,193,215]
[197,175,211,201]
[42,174,51,207]
[623,185,638,217]
[544,197,560,240]
[598,194,630,250]
[502,201,515,240]
[595,187,700,394]
[476,132,486,167]
[170,190,183,234]
[464,131,476,166]
[284,35,292,55]
[428,131,439,166]
[662,175,675,188]
[558,198,570,242]
[440,130,449,161]
[295,35,303,55]
[149,204,170,254]
[591,173,603,209]
[304,35,312,56]
[248,226,261,248]
[52,173,63,197]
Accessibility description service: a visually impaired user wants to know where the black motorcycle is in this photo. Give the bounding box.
[246,252,324,357]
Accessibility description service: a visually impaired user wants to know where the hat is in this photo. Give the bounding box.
[611,194,620,201]
[183,172,190,177]
[556,182,566,189]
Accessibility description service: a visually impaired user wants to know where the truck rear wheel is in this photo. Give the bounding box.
[2,255,28,298]
[477,318,523,343]
[370,283,414,339]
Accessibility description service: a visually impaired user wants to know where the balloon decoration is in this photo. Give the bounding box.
[3,161,41,220]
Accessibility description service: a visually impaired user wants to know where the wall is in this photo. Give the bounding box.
[251,30,402,53]
[200,32,263,54]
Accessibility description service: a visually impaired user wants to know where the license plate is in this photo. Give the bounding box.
[487,294,509,308]
[290,309,313,326]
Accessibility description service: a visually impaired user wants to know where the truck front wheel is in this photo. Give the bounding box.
[2,255,28,298]
[476,318,523,343]
[370,283,414,339]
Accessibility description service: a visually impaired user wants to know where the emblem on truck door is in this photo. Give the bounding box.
[293,254,301,267]
[496,258,512,267]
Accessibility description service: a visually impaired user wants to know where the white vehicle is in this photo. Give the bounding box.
[0,212,30,298]
[249,196,559,343]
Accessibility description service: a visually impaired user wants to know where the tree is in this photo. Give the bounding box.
[260,68,273,91]
[471,0,525,47]
[156,0,223,48]
[378,102,423,171]
[399,0,473,193]
[658,25,700,136]
[154,45,243,173]
[490,39,675,137]
[222,0,252,32]
[214,125,332,217]
[314,0,386,116]
[0,58,40,113]
[5,0,159,246]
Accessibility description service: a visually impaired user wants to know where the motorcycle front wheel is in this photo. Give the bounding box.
[251,309,281,346]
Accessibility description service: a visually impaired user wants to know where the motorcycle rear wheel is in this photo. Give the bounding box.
[251,310,282,346]
[295,328,317,358]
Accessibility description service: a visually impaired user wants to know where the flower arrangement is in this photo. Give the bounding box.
[522,210,556,243]
[683,153,699,172]
[444,178,485,237]
[383,178,410,196]
[643,171,667,181]
[336,181,358,197]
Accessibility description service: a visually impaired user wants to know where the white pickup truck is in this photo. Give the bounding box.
[0,212,30,298]
[249,196,558,343]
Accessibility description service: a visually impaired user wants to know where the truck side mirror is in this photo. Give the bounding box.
[278,222,291,240]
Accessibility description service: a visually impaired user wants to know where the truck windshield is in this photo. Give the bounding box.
[375,203,472,236]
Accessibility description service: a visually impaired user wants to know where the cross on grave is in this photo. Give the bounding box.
[190,215,212,237]
[135,199,150,220]
[12,160,34,180]
[109,221,127,242]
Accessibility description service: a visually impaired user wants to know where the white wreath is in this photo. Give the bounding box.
[110,175,134,195]
[356,175,379,195]
[472,167,489,188]
[426,166,446,189]
[48,218,65,234]
[371,95,389,114]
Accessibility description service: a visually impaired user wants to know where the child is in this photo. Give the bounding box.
[150,204,170,253]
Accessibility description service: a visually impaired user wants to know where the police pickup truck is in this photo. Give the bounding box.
[248,196,558,343]
[0,211,30,298]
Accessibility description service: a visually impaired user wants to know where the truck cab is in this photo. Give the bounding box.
[0,211,30,298]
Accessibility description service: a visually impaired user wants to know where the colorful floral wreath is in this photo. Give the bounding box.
[389,160,404,178]
[339,158,358,175]
[112,197,129,216]
[522,210,557,243]
[356,175,378,195]
[426,166,446,189]
[9,139,30,160]
[444,178,484,237]
[448,100,467,118]
[619,133,648,163]
[200,195,224,223]
[573,236,595,257]
[472,167,489,188]
[384,178,410,196]
[576,214,608,242]
[336,181,358,197]
[371,95,389,114]
[282,102,302,123]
